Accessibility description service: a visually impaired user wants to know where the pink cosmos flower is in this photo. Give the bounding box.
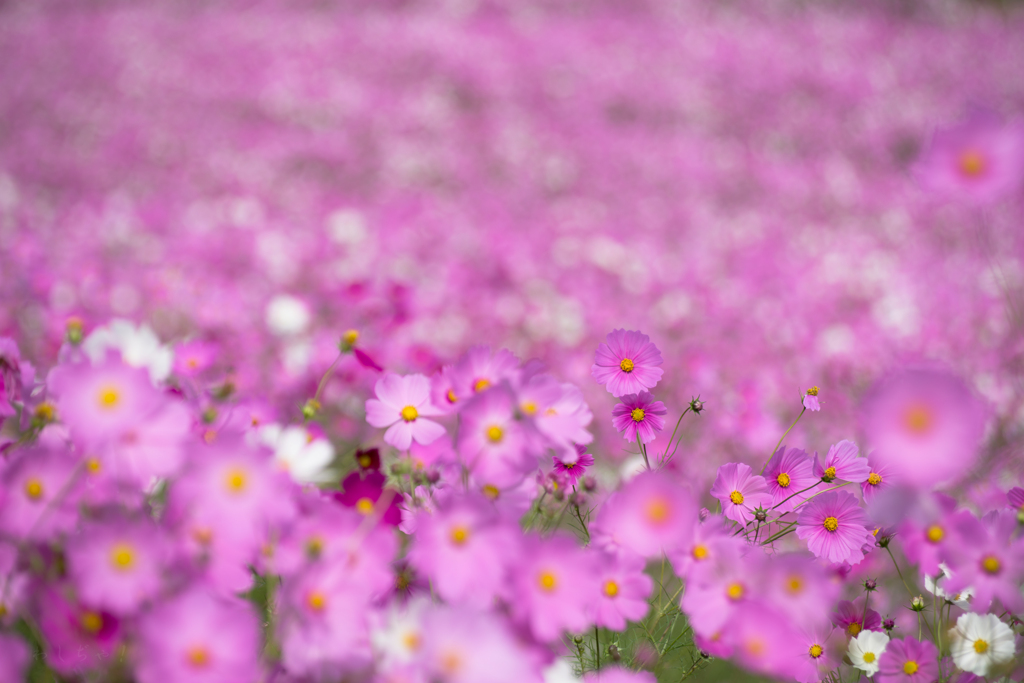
[592,470,697,558]
[831,599,882,638]
[173,339,218,377]
[681,543,764,638]
[710,463,772,525]
[591,329,664,397]
[945,510,1024,613]
[420,605,543,683]
[553,447,593,486]
[812,440,871,484]
[134,588,262,683]
[900,496,962,576]
[457,387,533,488]
[877,638,940,683]
[915,109,1024,203]
[802,390,821,412]
[366,373,446,451]
[430,364,462,414]
[0,633,29,683]
[65,517,170,615]
[795,490,875,565]
[611,392,667,445]
[762,446,817,512]
[36,586,122,675]
[861,458,895,501]
[792,625,840,683]
[861,367,986,488]
[763,553,840,629]
[509,534,599,642]
[667,515,736,581]
[0,448,80,541]
[527,378,594,459]
[725,603,803,680]
[589,551,653,631]
[450,345,521,398]
[407,496,519,608]
[583,669,656,683]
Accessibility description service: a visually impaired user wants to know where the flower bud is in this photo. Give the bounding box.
[883,619,895,631]
[864,578,877,591]
[339,329,359,352]
[302,398,321,421]
[754,507,767,523]
[425,469,441,485]
[65,316,84,345]
[582,475,597,492]
[608,644,621,662]
[690,396,705,414]
[910,596,925,612]
[699,507,710,522]
[570,492,587,508]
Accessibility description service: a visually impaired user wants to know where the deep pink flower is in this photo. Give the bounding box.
[795,490,875,565]
[877,637,940,683]
[591,329,664,397]
[36,586,122,675]
[135,588,262,683]
[710,463,772,525]
[366,373,446,451]
[509,534,598,642]
[553,447,593,486]
[762,446,817,512]
[915,109,1024,203]
[335,471,402,526]
[812,440,871,484]
[590,551,653,631]
[65,517,170,615]
[592,470,697,559]
[861,367,986,488]
[611,391,667,445]
[831,598,882,638]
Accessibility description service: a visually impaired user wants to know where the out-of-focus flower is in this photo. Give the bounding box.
[1007,487,1024,511]
[583,668,656,683]
[848,630,890,677]
[420,605,543,683]
[796,490,875,565]
[589,551,652,631]
[877,637,939,683]
[710,463,771,525]
[591,329,664,398]
[265,294,311,336]
[36,587,122,675]
[792,625,840,683]
[553,447,594,487]
[0,632,29,682]
[509,534,598,642]
[861,458,895,501]
[763,553,840,629]
[611,391,666,445]
[861,367,986,488]
[812,440,870,484]
[366,373,445,451]
[82,320,174,384]
[831,599,882,637]
[261,424,335,484]
[134,588,262,683]
[0,448,80,541]
[173,340,218,377]
[335,471,402,527]
[450,346,520,399]
[457,387,532,489]
[945,510,1024,613]
[948,613,1016,677]
[593,470,696,558]
[915,109,1024,203]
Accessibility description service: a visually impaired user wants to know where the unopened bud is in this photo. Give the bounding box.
[582,475,597,492]
[608,644,621,662]
[302,399,321,420]
[910,596,925,612]
[573,635,584,645]
[425,469,441,485]
[339,329,359,352]
[699,650,710,659]
[754,508,767,523]
[699,507,710,522]
[570,492,587,508]
[201,406,218,424]
[65,317,84,345]
[883,619,895,631]
[690,396,705,414]
[877,534,891,549]
[864,578,877,592]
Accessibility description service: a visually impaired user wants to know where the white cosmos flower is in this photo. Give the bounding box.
[371,598,429,666]
[847,630,889,677]
[82,319,173,383]
[265,294,311,336]
[949,612,1016,677]
[260,424,334,484]
[924,562,974,610]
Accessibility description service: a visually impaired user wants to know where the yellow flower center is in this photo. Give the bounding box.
[959,149,986,177]
[823,516,839,532]
[692,544,709,560]
[342,329,359,346]
[187,645,211,668]
[809,644,823,659]
[450,525,469,545]
[24,478,44,500]
[619,358,635,373]
[86,458,102,474]
[806,386,819,396]
[974,639,988,654]
[400,405,418,422]
[110,543,135,570]
[604,580,619,598]
[473,378,491,392]
[486,425,504,443]
[823,466,836,480]
[903,661,919,675]
[80,611,103,634]
[97,386,121,409]
[441,650,463,674]
[355,498,375,515]
[786,576,803,594]
[867,472,882,486]
[862,652,875,664]
[306,537,324,558]
[34,402,56,422]
[903,404,933,434]
[446,389,457,404]
[307,590,327,612]
[981,555,1001,574]
[847,622,862,636]
[926,525,944,543]
[402,632,421,651]
[538,571,557,592]
[646,497,669,524]
[726,582,744,601]
[777,473,791,488]
[521,401,537,415]
[482,484,500,500]
[224,468,247,494]
[729,490,744,505]
[630,408,645,422]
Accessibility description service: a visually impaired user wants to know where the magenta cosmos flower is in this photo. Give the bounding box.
[0,448,80,541]
[945,509,1024,614]
[553,447,593,486]
[861,458,896,501]
[763,446,817,512]
[36,586,122,675]
[591,329,664,397]
[592,470,697,558]
[861,367,986,488]
[366,373,446,451]
[1008,487,1024,511]
[450,345,521,400]
[134,588,261,683]
[813,439,870,484]
[710,463,771,525]
[831,598,882,637]
[795,490,876,565]
[877,637,940,683]
[915,109,1024,204]
[611,392,667,445]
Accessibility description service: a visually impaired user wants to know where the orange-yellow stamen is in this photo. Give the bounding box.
[959,150,986,177]
[97,386,121,409]
[867,472,882,486]
[729,490,744,505]
[450,525,469,545]
[355,498,375,515]
[24,478,44,500]
[630,408,645,422]
[926,525,944,543]
[777,473,791,488]
[538,571,557,592]
[604,580,619,598]
[823,516,839,532]
[400,405,418,422]
[619,358,635,373]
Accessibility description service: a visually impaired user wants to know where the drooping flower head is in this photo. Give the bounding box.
[796,490,876,565]
[762,446,817,512]
[915,109,1024,203]
[366,373,446,451]
[861,367,986,488]
[802,386,821,412]
[611,392,667,445]
[710,463,771,525]
[877,637,939,683]
[813,440,870,484]
[591,329,664,397]
[948,612,1017,677]
[592,470,697,559]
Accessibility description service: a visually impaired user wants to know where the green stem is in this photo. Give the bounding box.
[760,407,806,475]
[594,626,600,670]
[311,352,343,405]
[637,434,650,470]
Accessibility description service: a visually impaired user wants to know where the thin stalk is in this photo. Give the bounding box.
[594,626,600,670]
[760,407,806,475]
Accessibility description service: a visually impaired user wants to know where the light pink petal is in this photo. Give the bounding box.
[631,366,663,389]
[384,421,414,451]
[594,344,620,367]
[404,374,432,407]
[591,363,619,385]
[410,418,446,446]
[374,373,406,409]
[632,344,663,366]
[365,399,399,428]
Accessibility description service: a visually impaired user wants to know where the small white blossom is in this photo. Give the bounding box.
[848,630,889,677]
[261,424,334,484]
[82,319,173,383]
